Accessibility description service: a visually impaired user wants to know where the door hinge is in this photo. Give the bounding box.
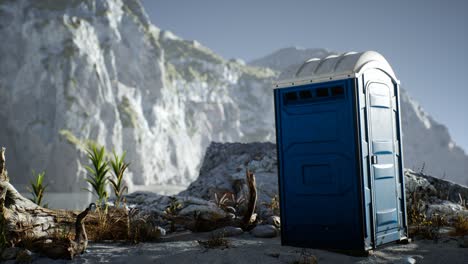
[371,155,378,164]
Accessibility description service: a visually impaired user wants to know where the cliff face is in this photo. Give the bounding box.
[0,0,276,191]
[0,0,465,191]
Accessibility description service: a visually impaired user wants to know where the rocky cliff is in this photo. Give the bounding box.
[0,0,466,192]
[0,0,276,191]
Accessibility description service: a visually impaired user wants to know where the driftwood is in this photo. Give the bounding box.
[0,148,129,259]
[170,169,258,232]
[30,203,96,260]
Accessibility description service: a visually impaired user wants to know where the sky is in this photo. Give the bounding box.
[142,0,468,152]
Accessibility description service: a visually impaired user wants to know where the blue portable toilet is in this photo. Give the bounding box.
[274,51,408,252]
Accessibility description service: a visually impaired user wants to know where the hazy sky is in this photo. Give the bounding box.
[142,0,468,152]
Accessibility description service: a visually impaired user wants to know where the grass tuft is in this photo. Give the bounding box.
[197,233,230,250]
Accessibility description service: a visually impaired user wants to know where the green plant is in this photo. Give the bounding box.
[28,170,47,207]
[110,150,129,207]
[84,144,109,205]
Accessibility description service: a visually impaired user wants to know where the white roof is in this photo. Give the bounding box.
[275,51,398,88]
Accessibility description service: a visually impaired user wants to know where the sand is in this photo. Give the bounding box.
[27,232,467,264]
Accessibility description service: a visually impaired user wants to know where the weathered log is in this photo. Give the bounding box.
[31,203,95,260]
[0,148,129,254]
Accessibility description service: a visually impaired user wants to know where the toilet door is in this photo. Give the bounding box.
[365,71,401,245]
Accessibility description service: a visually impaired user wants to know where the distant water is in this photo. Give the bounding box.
[20,184,187,210]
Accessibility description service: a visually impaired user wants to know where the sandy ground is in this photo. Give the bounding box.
[26,232,467,264]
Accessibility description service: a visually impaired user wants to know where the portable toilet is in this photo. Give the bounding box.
[274,51,408,252]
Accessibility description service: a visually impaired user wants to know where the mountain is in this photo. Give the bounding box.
[249,47,333,72]
[0,0,465,192]
[0,0,277,191]
[250,48,468,186]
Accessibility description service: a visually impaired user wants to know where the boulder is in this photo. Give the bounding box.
[250,225,278,238]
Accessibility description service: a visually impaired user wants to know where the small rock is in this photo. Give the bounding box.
[211,226,244,237]
[16,249,33,263]
[251,225,278,238]
[266,215,281,228]
[405,256,416,264]
[1,247,20,260]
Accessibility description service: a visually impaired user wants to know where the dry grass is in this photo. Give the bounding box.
[292,249,318,264]
[263,195,280,216]
[197,234,230,250]
[128,208,163,243]
[85,206,129,241]
[452,215,468,236]
[409,213,448,240]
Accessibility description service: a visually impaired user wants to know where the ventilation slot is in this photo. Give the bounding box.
[299,90,312,99]
[284,92,298,102]
[331,86,344,96]
[284,86,345,105]
[316,88,329,97]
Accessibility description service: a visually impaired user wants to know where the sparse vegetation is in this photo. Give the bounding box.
[118,96,138,128]
[28,170,47,207]
[452,215,468,236]
[164,197,183,232]
[84,144,110,205]
[128,209,163,243]
[213,193,231,211]
[197,233,230,250]
[110,151,129,208]
[292,248,318,264]
[212,192,246,215]
[263,194,280,216]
